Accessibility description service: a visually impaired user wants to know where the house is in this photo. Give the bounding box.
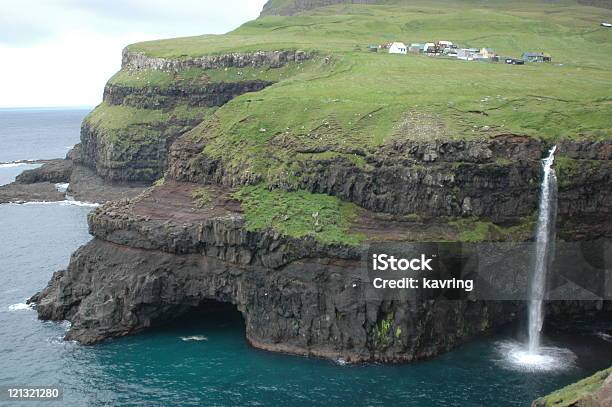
[442,47,457,56]
[479,48,496,59]
[457,48,480,61]
[409,43,425,53]
[601,22,612,28]
[424,42,437,54]
[522,52,552,62]
[437,40,454,49]
[388,42,407,54]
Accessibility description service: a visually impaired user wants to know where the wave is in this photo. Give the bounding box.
[55,183,69,193]
[0,162,29,168]
[10,200,100,207]
[596,332,612,342]
[0,159,48,167]
[61,200,99,207]
[8,302,33,311]
[180,335,208,342]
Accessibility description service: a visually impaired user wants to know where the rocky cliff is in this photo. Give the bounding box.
[30,143,611,361]
[31,182,528,361]
[28,0,611,363]
[77,49,312,183]
[169,133,611,238]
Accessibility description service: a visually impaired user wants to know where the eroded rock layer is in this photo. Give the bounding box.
[169,135,611,235]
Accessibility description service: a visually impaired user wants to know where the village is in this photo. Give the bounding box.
[369,40,553,65]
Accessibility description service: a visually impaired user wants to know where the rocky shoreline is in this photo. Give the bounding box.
[0,152,146,204]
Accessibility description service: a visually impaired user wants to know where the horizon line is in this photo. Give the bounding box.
[0,105,95,111]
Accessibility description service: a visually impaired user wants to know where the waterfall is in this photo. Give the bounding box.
[527,145,558,353]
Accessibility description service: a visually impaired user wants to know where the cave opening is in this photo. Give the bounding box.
[161,299,246,340]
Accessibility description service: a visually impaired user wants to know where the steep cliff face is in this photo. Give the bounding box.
[169,132,611,236]
[103,81,273,110]
[78,49,312,183]
[31,181,609,361]
[122,49,311,70]
[31,182,522,361]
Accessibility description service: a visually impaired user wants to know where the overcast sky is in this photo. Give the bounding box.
[0,0,268,108]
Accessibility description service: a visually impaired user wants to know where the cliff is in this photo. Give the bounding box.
[77,49,312,183]
[29,0,611,362]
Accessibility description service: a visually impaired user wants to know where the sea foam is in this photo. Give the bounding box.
[180,335,208,342]
[8,303,33,311]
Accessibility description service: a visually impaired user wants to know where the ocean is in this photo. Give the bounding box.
[1,108,611,406]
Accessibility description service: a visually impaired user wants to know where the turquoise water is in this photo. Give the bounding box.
[1,110,611,406]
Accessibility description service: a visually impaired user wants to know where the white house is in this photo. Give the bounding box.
[388,42,407,54]
[424,42,436,53]
[457,48,479,61]
[601,22,612,28]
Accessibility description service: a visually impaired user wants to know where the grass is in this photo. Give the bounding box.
[92,0,611,241]
[192,187,213,208]
[233,184,364,245]
[85,102,213,144]
[450,216,536,242]
[373,313,394,348]
[534,366,611,406]
[554,156,602,187]
[118,1,610,174]
[155,0,611,188]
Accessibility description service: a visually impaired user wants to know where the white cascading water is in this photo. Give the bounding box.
[496,145,575,372]
[527,145,558,353]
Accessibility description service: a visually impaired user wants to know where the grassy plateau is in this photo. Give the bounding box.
[93,0,611,244]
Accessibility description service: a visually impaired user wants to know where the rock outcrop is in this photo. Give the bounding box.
[169,134,611,236]
[30,182,524,361]
[121,49,311,71]
[76,49,312,183]
[0,150,146,204]
[14,159,72,184]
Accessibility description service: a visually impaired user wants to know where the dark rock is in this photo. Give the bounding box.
[0,182,64,203]
[103,81,274,110]
[121,49,312,71]
[15,159,72,184]
[67,164,146,203]
[31,182,610,361]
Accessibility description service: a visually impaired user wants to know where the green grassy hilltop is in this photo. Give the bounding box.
[126,0,611,145]
[89,0,611,244]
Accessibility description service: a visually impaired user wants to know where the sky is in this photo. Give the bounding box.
[0,0,268,108]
